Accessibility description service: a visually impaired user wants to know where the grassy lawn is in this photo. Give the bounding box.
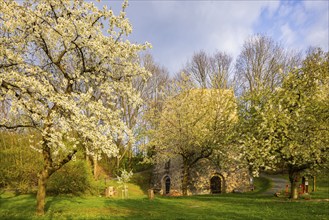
[1,175,328,220]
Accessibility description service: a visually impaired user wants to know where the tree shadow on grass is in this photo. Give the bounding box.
[0,194,36,219]
[100,174,274,219]
[0,193,81,219]
[102,196,267,220]
[45,195,84,212]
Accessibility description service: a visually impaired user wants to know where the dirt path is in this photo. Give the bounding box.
[261,174,289,195]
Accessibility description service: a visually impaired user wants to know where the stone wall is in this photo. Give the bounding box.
[152,156,251,195]
[152,156,183,195]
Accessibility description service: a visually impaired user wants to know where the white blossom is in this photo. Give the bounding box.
[0,0,151,168]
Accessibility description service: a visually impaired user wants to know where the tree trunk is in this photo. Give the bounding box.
[36,169,49,215]
[288,168,299,199]
[290,179,299,199]
[182,160,189,196]
[312,176,316,192]
[36,141,77,215]
[93,155,98,180]
[36,142,52,216]
[116,156,120,170]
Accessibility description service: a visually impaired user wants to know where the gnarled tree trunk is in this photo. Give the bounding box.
[36,142,52,216]
[36,142,77,215]
[36,169,50,215]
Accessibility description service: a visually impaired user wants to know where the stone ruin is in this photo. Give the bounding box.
[151,156,251,196]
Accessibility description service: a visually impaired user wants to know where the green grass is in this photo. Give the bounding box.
[310,174,329,200]
[1,192,328,220]
[0,174,328,220]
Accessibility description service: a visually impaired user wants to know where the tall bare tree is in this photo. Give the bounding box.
[182,50,233,89]
[112,53,170,170]
[209,51,233,89]
[234,34,301,96]
[184,50,211,88]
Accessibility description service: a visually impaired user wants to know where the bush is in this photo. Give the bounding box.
[0,131,101,196]
[0,131,42,193]
[47,160,95,195]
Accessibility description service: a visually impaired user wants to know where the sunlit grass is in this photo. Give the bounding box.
[0,174,328,220]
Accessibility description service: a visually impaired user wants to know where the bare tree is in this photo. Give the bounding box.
[209,51,233,89]
[141,53,170,109]
[182,50,234,89]
[234,34,301,96]
[113,53,170,170]
[184,50,211,88]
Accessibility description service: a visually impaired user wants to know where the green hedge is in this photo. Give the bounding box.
[47,160,96,195]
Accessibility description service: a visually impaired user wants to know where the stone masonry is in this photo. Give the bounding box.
[152,156,251,196]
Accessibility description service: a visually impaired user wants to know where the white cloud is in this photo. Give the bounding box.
[302,1,329,50]
[280,23,296,46]
[104,1,328,75]
[253,1,328,54]
[127,1,282,74]
[303,1,328,12]
[202,1,282,60]
[266,1,281,17]
[304,23,328,50]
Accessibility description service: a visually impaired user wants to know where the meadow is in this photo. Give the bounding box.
[0,175,328,220]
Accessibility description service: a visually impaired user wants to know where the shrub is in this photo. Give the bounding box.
[0,131,42,193]
[47,160,95,195]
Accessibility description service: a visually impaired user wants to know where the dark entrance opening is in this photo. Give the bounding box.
[165,176,171,194]
[210,176,221,194]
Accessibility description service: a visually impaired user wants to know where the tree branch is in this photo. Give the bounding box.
[0,124,35,130]
[0,63,19,69]
[50,149,78,175]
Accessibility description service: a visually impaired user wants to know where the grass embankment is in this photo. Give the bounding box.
[310,174,329,200]
[253,176,272,194]
[0,173,328,220]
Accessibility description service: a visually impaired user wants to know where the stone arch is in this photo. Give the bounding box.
[210,175,224,194]
[162,175,171,195]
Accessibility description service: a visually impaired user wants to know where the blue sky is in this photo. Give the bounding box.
[102,0,329,75]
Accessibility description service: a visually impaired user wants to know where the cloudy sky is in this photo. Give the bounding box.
[103,0,329,75]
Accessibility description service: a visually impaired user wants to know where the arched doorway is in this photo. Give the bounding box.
[210,176,221,194]
[165,176,171,194]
